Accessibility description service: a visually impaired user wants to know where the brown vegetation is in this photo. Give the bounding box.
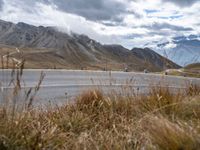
[0,84,200,149]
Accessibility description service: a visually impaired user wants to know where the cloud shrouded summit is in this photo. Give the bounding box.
[0,0,199,48]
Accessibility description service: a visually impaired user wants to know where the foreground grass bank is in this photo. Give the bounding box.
[0,85,200,150]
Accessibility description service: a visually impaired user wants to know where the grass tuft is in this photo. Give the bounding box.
[141,115,200,150]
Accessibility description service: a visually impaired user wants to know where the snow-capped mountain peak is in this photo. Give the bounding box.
[146,35,200,66]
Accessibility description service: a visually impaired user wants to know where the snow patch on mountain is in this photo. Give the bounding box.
[146,35,200,66]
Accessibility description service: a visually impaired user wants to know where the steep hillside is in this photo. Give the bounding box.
[0,20,179,71]
[131,48,180,70]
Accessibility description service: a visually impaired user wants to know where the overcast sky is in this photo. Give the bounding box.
[0,0,199,48]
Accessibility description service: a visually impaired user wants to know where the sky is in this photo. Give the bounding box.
[0,0,199,49]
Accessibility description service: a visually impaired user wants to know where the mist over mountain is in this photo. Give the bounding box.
[0,19,180,71]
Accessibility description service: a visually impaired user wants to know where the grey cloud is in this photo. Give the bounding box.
[148,31,174,36]
[162,0,199,7]
[143,23,193,31]
[20,0,127,22]
[1,0,130,24]
[101,22,119,27]
[0,0,3,10]
[48,0,127,22]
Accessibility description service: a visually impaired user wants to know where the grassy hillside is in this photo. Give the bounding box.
[0,47,173,71]
[164,63,200,78]
[185,63,200,70]
[164,69,200,78]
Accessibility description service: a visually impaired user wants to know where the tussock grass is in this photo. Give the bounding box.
[141,115,200,150]
[0,86,200,149]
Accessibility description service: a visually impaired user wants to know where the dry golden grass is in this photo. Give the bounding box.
[0,85,200,149]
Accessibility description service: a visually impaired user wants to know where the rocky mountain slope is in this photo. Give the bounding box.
[131,48,178,70]
[0,19,180,71]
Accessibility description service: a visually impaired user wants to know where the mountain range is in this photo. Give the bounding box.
[0,19,180,71]
[147,35,200,66]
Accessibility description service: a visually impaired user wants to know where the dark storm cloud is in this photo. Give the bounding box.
[143,23,193,31]
[9,0,129,23]
[45,0,127,22]
[162,0,199,7]
[0,0,3,10]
